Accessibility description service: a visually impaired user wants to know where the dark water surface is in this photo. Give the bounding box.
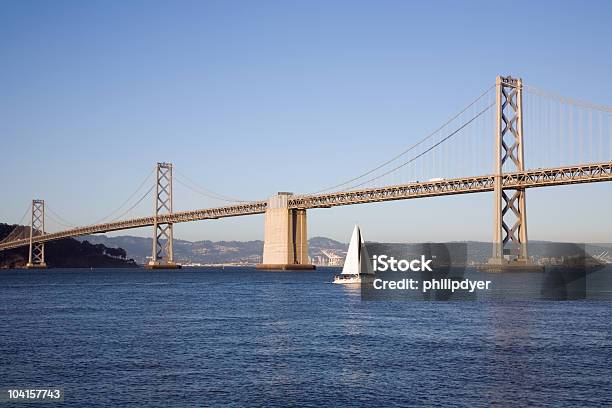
[1,267,611,407]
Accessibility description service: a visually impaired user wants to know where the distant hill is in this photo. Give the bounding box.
[79,235,611,266]
[309,236,349,252]
[80,235,349,265]
[3,223,609,268]
[0,224,137,268]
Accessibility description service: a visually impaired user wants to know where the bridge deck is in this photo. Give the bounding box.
[1,161,610,251]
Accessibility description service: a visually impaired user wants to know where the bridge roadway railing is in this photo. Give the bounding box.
[288,161,612,209]
[0,201,268,251]
[0,161,610,251]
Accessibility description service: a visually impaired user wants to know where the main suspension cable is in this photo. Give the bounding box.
[309,84,495,194]
[109,185,155,222]
[0,204,32,243]
[46,206,77,228]
[91,169,155,224]
[342,102,495,191]
[524,84,612,114]
[174,169,245,202]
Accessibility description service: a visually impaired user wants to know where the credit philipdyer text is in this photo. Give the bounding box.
[372,255,491,293]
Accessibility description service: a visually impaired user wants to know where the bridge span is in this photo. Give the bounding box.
[2,75,612,269]
[1,161,610,252]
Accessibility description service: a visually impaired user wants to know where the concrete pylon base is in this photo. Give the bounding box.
[145,262,182,269]
[25,263,47,269]
[256,263,316,271]
[261,193,313,270]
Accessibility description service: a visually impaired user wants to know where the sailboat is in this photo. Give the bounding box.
[333,225,374,284]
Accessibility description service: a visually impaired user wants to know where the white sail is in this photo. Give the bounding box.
[359,242,374,275]
[341,225,361,275]
[341,225,374,275]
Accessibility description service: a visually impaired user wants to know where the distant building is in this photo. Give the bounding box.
[320,249,344,266]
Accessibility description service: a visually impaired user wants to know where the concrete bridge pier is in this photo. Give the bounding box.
[256,192,315,270]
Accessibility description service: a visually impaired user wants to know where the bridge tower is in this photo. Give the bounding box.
[490,75,530,266]
[26,199,47,269]
[256,192,315,270]
[146,162,181,269]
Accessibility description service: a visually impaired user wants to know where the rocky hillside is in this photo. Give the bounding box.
[0,224,137,268]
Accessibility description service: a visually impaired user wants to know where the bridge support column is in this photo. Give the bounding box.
[489,75,531,268]
[146,162,181,269]
[26,199,46,269]
[257,192,315,270]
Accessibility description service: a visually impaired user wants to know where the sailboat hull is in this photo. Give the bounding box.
[332,274,375,285]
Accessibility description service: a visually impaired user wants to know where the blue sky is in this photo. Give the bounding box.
[1,0,611,243]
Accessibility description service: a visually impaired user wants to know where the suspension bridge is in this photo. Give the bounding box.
[1,75,611,269]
